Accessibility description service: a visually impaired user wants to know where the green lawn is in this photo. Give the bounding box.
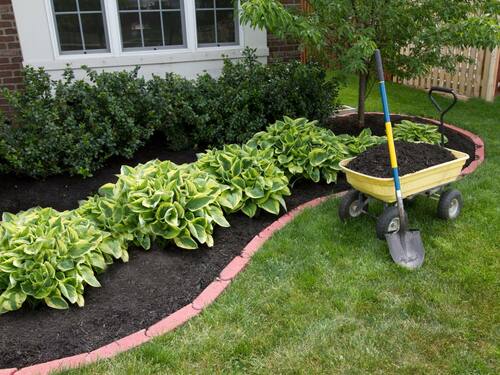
[62,79,499,375]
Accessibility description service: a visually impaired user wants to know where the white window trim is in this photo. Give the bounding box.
[44,0,245,62]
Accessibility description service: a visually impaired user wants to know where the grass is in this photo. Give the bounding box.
[61,79,499,374]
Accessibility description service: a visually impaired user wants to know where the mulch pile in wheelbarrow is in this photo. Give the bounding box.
[348,141,456,178]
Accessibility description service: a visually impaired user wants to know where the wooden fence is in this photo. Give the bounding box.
[393,47,499,102]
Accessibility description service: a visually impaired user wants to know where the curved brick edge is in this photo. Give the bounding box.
[335,112,485,176]
[4,193,343,375]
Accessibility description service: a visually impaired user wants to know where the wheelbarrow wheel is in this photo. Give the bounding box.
[437,189,463,220]
[339,190,367,221]
[376,205,408,240]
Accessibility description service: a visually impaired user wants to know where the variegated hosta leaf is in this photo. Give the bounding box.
[0,207,128,314]
[196,144,290,218]
[247,116,356,184]
[77,160,231,252]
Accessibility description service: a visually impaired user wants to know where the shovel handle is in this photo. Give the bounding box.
[374,49,407,230]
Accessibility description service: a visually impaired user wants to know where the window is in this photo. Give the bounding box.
[195,0,238,46]
[51,0,108,53]
[117,0,186,50]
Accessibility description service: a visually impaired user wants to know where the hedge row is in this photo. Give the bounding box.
[0,117,443,314]
[0,49,339,178]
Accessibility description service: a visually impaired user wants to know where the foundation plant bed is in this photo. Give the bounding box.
[0,114,478,370]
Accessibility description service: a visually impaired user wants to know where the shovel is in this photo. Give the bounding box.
[374,50,425,269]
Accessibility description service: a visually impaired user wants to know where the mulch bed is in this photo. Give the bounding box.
[0,114,475,369]
[347,141,456,178]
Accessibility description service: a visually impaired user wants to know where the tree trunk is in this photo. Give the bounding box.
[357,72,368,128]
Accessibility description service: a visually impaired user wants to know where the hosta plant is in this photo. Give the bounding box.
[0,208,129,313]
[247,117,349,184]
[196,144,290,217]
[393,120,447,145]
[336,128,387,156]
[78,160,230,250]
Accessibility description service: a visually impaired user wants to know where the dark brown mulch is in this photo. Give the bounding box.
[347,140,456,178]
[324,113,476,169]
[0,116,476,369]
[0,174,346,369]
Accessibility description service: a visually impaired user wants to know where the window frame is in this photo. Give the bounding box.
[50,0,111,55]
[117,0,188,52]
[45,0,243,60]
[195,0,240,47]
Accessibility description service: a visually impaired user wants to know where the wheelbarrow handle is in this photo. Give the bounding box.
[428,86,457,146]
[428,86,457,115]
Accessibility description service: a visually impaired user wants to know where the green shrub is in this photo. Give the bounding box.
[393,120,446,145]
[247,117,351,184]
[0,207,129,313]
[0,66,156,178]
[146,73,202,150]
[77,161,230,251]
[192,49,339,147]
[196,144,290,217]
[0,49,339,178]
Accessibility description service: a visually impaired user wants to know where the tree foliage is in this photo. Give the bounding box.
[241,0,499,77]
[240,0,499,125]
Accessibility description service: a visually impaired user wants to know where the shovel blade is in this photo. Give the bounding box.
[385,229,425,270]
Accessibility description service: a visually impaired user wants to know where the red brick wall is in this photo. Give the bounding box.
[267,0,302,63]
[0,0,23,115]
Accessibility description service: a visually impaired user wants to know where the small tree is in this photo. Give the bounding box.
[240,0,499,127]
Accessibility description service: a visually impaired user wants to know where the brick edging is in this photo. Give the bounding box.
[2,121,484,374]
[3,193,343,375]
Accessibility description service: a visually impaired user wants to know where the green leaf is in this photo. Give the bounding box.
[259,198,280,215]
[174,231,198,250]
[45,292,69,310]
[309,148,329,167]
[79,266,101,288]
[207,206,230,228]
[186,195,213,211]
[218,189,242,210]
[59,281,78,304]
[69,240,94,258]
[245,186,265,199]
[241,201,258,218]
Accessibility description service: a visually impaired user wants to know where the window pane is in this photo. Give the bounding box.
[216,10,235,43]
[163,11,183,45]
[196,0,214,9]
[78,0,102,11]
[120,12,142,48]
[161,0,180,10]
[81,13,107,49]
[196,10,215,44]
[118,0,139,10]
[216,0,233,8]
[140,0,159,10]
[53,0,77,12]
[56,14,82,51]
[141,12,163,47]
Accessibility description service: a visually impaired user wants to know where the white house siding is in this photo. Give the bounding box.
[11,0,269,80]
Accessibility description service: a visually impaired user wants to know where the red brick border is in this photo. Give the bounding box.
[1,121,484,374]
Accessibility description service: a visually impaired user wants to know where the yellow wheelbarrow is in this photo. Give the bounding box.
[338,148,469,240]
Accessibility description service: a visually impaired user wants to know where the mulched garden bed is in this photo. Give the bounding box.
[348,140,456,178]
[0,115,476,369]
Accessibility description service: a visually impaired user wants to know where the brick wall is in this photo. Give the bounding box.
[0,0,23,115]
[267,0,302,63]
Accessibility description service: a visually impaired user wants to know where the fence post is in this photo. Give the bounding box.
[484,47,499,102]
